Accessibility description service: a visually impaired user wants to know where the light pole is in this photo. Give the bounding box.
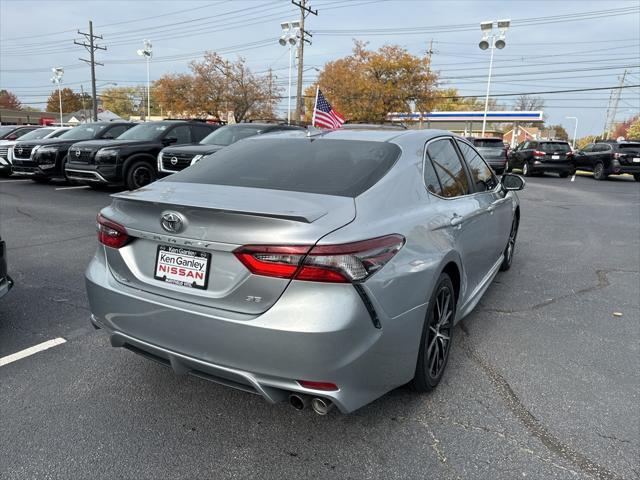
[279,21,300,125]
[50,67,64,125]
[137,40,152,121]
[479,19,510,138]
[566,116,578,149]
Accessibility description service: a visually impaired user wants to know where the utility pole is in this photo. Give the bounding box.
[267,67,274,117]
[603,69,627,139]
[75,21,106,122]
[292,0,317,122]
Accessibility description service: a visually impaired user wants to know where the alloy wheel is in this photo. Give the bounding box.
[505,218,517,264]
[133,165,152,188]
[425,285,453,379]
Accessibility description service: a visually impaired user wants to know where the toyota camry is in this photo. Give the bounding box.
[86,128,524,414]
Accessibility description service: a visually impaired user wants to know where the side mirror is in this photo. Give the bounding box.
[501,173,525,191]
[163,137,177,146]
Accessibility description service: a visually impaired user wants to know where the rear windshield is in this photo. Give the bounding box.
[619,143,640,150]
[539,142,571,153]
[168,138,401,197]
[473,139,504,148]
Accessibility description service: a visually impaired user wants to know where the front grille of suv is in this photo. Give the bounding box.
[13,144,34,159]
[69,147,94,164]
[162,152,195,172]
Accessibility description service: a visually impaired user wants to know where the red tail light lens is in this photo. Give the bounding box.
[533,150,545,157]
[97,213,130,249]
[234,234,405,283]
[298,380,339,391]
[567,151,574,158]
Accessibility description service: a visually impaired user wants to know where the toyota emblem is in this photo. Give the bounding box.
[75,149,81,157]
[161,212,184,233]
[170,156,178,166]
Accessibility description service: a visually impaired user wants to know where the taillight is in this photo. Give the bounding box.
[298,380,339,391]
[567,151,574,159]
[97,213,130,249]
[234,234,405,283]
[533,150,545,157]
[613,152,622,159]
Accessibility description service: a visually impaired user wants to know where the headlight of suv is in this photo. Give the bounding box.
[190,154,203,165]
[35,145,58,163]
[95,148,119,164]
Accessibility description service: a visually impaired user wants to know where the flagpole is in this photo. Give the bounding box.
[311,85,319,127]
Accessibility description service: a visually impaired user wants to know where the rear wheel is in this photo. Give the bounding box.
[593,162,607,180]
[411,273,455,392]
[125,160,156,190]
[559,172,569,178]
[522,161,532,177]
[500,216,519,272]
[634,173,640,182]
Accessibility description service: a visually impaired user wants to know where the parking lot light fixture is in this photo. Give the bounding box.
[50,67,64,125]
[137,40,153,121]
[479,20,510,137]
[566,116,578,149]
[279,21,300,125]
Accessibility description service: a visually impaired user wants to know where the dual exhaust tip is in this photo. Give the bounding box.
[289,393,334,415]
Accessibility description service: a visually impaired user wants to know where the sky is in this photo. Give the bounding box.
[0,0,639,137]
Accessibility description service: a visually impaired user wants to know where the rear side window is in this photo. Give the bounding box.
[456,140,497,192]
[192,125,214,142]
[425,138,469,198]
[540,142,571,153]
[169,138,401,197]
[104,125,130,139]
[166,125,191,144]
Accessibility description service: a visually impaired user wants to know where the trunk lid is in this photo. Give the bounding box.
[101,181,355,314]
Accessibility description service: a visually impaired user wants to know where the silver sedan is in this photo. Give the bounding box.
[86,129,524,414]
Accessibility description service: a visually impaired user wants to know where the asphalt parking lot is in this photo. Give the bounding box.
[1,174,638,480]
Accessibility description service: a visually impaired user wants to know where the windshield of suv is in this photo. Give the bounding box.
[18,128,56,141]
[472,138,504,148]
[171,138,402,197]
[116,123,168,141]
[59,124,107,140]
[200,125,263,146]
[539,142,571,153]
[0,126,15,138]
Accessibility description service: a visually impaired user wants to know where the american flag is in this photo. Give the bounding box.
[312,89,345,129]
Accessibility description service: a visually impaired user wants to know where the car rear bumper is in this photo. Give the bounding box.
[531,161,574,173]
[85,247,425,413]
[614,165,640,175]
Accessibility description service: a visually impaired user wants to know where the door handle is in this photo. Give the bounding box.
[450,213,464,227]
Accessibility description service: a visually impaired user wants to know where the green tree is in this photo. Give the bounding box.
[0,89,22,110]
[46,88,82,113]
[626,118,640,139]
[100,86,141,118]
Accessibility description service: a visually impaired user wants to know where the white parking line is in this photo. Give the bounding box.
[0,179,30,183]
[0,337,66,367]
[570,174,576,182]
[55,185,90,191]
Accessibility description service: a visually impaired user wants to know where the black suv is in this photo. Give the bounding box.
[11,122,135,183]
[507,140,575,177]
[466,137,508,174]
[66,120,217,189]
[0,232,12,300]
[0,125,40,141]
[574,140,640,181]
[158,123,304,175]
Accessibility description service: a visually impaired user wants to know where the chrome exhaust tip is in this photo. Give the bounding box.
[311,397,334,415]
[289,393,310,410]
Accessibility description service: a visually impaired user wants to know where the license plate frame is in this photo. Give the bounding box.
[552,154,560,160]
[154,245,211,290]
[633,157,640,163]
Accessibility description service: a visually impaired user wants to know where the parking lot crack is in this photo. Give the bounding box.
[457,325,625,480]
[480,269,638,314]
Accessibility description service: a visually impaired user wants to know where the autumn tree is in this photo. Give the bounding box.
[626,118,640,139]
[189,53,278,121]
[46,88,82,113]
[305,41,438,123]
[428,87,499,112]
[576,135,599,149]
[0,89,22,110]
[100,86,142,118]
[153,74,198,117]
[612,115,639,139]
[543,124,569,140]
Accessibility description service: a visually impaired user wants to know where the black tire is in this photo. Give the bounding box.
[500,215,519,272]
[125,160,156,190]
[634,173,640,182]
[593,162,607,181]
[559,172,569,178]
[411,273,455,392]
[31,176,50,184]
[504,160,511,173]
[61,155,74,183]
[522,161,533,177]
